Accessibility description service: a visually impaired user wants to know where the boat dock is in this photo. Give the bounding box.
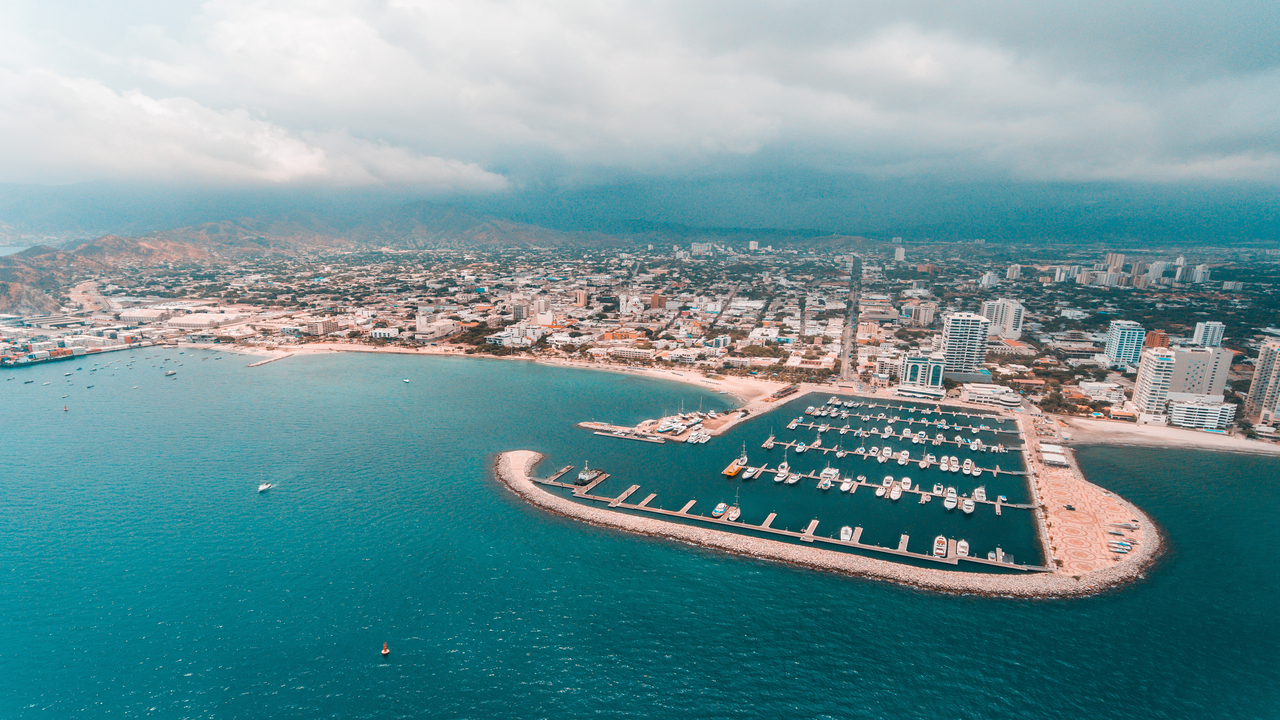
[532,467,1048,572]
[790,420,1021,442]
[753,446,1027,478]
[734,466,1036,510]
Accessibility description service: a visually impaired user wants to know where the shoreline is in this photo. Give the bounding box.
[493,450,1163,599]
[1057,416,1280,457]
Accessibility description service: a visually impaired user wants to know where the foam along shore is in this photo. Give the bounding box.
[1059,416,1280,457]
[494,450,1162,599]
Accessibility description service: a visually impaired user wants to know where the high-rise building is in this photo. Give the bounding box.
[1245,339,1280,424]
[748,241,759,251]
[979,271,998,288]
[1143,330,1169,348]
[1192,321,1225,347]
[941,312,991,372]
[1105,252,1126,272]
[980,298,1025,340]
[1006,264,1021,280]
[894,247,906,262]
[533,298,551,314]
[649,293,666,310]
[512,303,530,321]
[1104,320,1146,366]
[905,301,938,327]
[1133,348,1176,415]
[1175,255,1186,267]
[1134,346,1233,421]
[574,289,589,307]
[1193,264,1211,283]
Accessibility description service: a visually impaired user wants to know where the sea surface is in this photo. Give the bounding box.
[0,245,29,256]
[1,350,1277,719]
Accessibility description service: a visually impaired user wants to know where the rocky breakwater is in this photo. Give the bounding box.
[493,451,1162,598]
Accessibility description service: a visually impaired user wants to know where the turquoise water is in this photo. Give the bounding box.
[1,351,1278,718]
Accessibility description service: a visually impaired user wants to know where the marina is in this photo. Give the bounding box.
[501,388,1161,591]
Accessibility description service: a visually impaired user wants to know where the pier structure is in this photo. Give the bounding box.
[533,465,1047,572]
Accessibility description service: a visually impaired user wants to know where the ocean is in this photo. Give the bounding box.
[1,349,1276,719]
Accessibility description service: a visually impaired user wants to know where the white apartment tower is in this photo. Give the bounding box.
[1193,264,1211,283]
[894,247,906,262]
[941,312,991,372]
[1245,339,1280,424]
[1006,264,1021,280]
[1104,320,1146,366]
[1192,321,1225,347]
[980,298,1025,340]
[1133,348,1176,415]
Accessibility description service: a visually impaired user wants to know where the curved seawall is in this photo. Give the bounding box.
[495,450,1162,598]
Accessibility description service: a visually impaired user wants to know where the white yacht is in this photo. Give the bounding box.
[962,459,974,475]
[840,424,851,435]
[900,477,912,491]
[796,442,808,454]
[889,485,902,501]
[974,486,987,502]
[971,465,982,478]
[840,526,853,542]
[962,498,976,514]
[258,483,273,493]
[882,476,894,487]
[840,478,853,492]
[897,450,910,466]
[944,487,958,510]
[949,457,961,473]
[932,483,944,495]
[741,467,757,480]
[956,539,970,557]
[875,486,886,497]
[785,473,800,485]
[933,535,948,557]
[835,446,847,459]
[819,465,840,484]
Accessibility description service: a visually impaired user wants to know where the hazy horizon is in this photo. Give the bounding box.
[2,1,1278,241]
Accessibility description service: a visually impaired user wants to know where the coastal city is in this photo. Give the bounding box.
[5,239,1280,437]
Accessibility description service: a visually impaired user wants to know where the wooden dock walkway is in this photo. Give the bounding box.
[610,485,640,507]
[526,463,1048,572]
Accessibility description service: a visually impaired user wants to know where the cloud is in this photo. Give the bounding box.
[0,67,509,190]
[1,0,1277,188]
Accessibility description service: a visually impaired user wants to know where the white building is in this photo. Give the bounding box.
[369,327,400,339]
[896,351,947,400]
[894,247,906,262]
[979,271,999,288]
[1104,320,1145,366]
[1133,345,1233,423]
[1192,264,1211,283]
[1245,339,1280,423]
[1078,381,1126,404]
[980,298,1025,340]
[1168,400,1236,429]
[960,383,1022,408]
[941,312,991,372]
[1192,321,1225,347]
[1006,264,1021,280]
[1133,348,1176,418]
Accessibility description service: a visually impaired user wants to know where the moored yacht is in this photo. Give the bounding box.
[956,539,970,557]
[948,457,961,472]
[762,434,775,449]
[712,502,728,518]
[840,424,851,435]
[840,526,853,542]
[962,497,976,514]
[900,477,912,490]
[840,478,853,492]
[897,450,909,466]
[933,535,948,557]
[819,465,840,483]
[741,467,757,480]
[932,483,944,495]
[962,458,974,475]
[889,484,902,501]
[795,442,808,454]
[944,487,958,510]
[785,472,800,485]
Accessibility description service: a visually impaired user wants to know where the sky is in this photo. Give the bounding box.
[2,1,1278,238]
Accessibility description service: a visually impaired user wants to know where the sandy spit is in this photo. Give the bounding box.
[493,450,1163,600]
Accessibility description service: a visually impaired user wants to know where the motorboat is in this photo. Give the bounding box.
[741,467,757,480]
[762,434,775,449]
[962,498,976,514]
[796,442,808,454]
[835,446,847,459]
[868,447,879,458]
[933,535,948,557]
[882,476,894,487]
[962,459,974,475]
[726,505,741,521]
[973,486,987,502]
[932,483,945,495]
[818,423,830,433]
[897,450,909,466]
[971,465,982,478]
[840,424,851,435]
[818,477,833,491]
[900,477,912,491]
[805,406,816,415]
[785,473,800,485]
[889,485,902,501]
[949,457,961,473]
[918,455,930,469]
[944,488,958,510]
[933,433,944,445]
[875,487,885,497]
[712,503,728,518]
[840,526,853,542]
[856,474,867,484]
[854,446,867,456]
[878,451,889,464]
[258,483,273,493]
[956,540,970,557]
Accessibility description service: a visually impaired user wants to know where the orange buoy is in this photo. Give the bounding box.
[381,642,389,657]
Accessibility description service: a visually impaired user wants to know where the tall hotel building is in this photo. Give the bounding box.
[1192,321,1225,347]
[1245,339,1280,424]
[941,312,991,372]
[1104,320,1146,365]
[980,298,1025,340]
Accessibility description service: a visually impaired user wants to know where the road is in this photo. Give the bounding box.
[69,281,112,313]
[839,256,861,381]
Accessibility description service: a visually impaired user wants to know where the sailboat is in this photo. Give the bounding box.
[726,488,741,521]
